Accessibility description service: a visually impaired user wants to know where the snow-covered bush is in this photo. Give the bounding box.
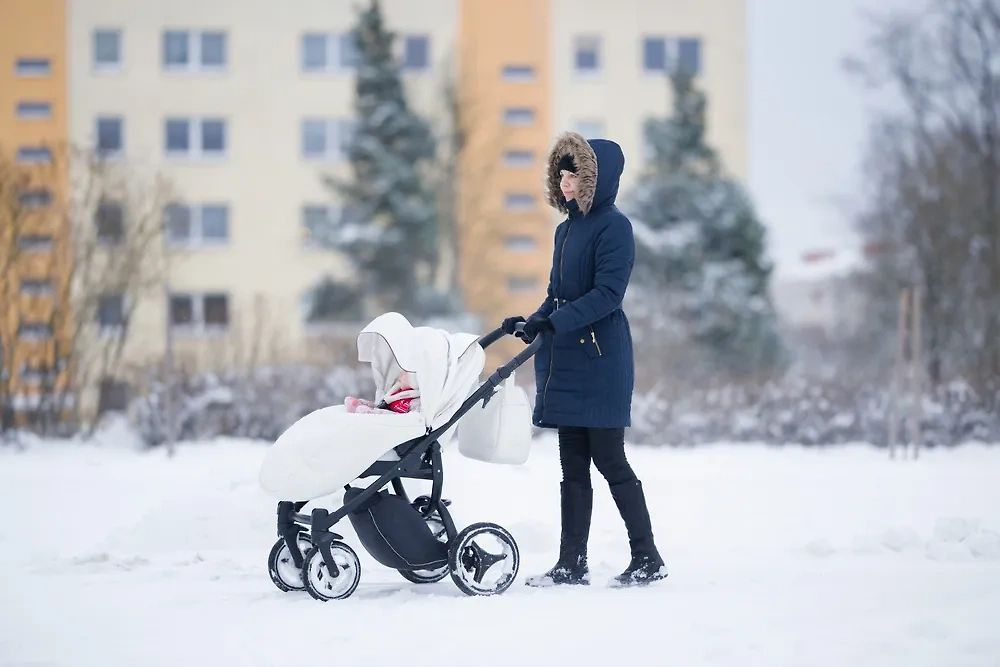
[628,373,1000,448]
[128,363,374,447]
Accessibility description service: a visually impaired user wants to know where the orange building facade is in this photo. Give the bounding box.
[0,0,71,422]
[457,0,554,366]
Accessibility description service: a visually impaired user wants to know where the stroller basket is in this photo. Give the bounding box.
[264,317,541,601]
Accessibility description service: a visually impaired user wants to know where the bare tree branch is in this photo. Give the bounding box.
[845,0,1000,391]
[0,142,176,437]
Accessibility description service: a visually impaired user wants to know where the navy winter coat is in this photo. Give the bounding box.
[529,132,635,429]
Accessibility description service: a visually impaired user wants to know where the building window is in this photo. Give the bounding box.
[503,107,535,126]
[301,205,330,245]
[164,117,227,158]
[503,150,535,167]
[96,116,123,155]
[18,364,47,387]
[98,379,130,414]
[402,35,429,71]
[18,322,53,340]
[165,119,189,154]
[504,193,536,211]
[15,58,51,77]
[169,293,230,331]
[203,119,227,154]
[164,204,191,243]
[163,30,227,70]
[93,28,121,69]
[574,119,605,139]
[16,146,52,164]
[200,32,227,68]
[17,234,54,252]
[17,362,51,386]
[97,293,125,329]
[505,235,537,252]
[16,101,52,119]
[677,38,701,75]
[200,205,229,241]
[95,201,125,245]
[164,203,230,246]
[301,118,354,161]
[301,33,358,72]
[169,294,193,326]
[19,279,53,296]
[643,36,701,75]
[18,189,53,209]
[502,65,535,81]
[643,37,666,72]
[163,31,189,67]
[507,276,539,294]
[204,294,229,327]
[574,36,601,74]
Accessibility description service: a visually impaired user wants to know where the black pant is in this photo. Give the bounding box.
[558,426,638,488]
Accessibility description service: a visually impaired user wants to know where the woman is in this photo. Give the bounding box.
[502,131,667,588]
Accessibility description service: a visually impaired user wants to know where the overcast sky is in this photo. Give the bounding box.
[747,0,910,279]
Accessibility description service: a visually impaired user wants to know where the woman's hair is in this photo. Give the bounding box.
[558,154,577,174]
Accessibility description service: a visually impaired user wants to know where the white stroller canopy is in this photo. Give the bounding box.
[357,312,486,432]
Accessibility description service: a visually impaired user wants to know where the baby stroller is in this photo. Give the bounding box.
[259,312,540,601]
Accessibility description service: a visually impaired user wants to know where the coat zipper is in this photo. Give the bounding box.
[541,220,574,416]
[589,326,603,356]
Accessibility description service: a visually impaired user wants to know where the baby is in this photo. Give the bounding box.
[345,371,421,415]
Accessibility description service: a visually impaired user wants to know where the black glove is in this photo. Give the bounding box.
[520,314,553,342]
[501,316,526,335]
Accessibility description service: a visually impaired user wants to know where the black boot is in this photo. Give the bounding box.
[609,479,667,587]
[525,481,593,587]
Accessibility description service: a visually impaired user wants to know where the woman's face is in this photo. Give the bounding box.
[560,170,578,201]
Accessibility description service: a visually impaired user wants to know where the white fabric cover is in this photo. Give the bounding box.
[258,313,487,501]
[457,373,533,465]
[259,405,425,500]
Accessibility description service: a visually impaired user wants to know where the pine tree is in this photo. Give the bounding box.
[302,276,365,323]
[627,71,787,378]
[308,0,448,320]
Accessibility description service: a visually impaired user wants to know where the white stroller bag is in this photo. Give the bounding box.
[457,372,532,465]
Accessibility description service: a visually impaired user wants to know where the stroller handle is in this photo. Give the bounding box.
[478,321,543,381]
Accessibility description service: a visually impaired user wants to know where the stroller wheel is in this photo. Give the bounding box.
[398,513,450,584]
[267,533,312,592]
[398,565,449,584]
[448,522,520,597]
[302,541,362,601]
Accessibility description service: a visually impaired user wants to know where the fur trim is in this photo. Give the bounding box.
[545,131,598,216]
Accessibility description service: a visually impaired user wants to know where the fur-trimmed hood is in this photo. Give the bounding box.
[545,132,625,216]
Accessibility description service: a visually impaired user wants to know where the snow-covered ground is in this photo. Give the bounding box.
[2,437,999,667]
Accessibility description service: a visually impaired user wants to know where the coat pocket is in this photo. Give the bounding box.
[580,325,603,359]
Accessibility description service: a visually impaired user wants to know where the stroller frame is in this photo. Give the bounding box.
[271,323,540,599]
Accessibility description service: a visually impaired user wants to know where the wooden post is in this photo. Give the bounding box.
[889,288,911,459]
[910,288,922,460]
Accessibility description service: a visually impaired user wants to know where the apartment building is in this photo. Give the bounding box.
[65,0,460,381]
[0,0,71,418]
[2,0,746,416]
